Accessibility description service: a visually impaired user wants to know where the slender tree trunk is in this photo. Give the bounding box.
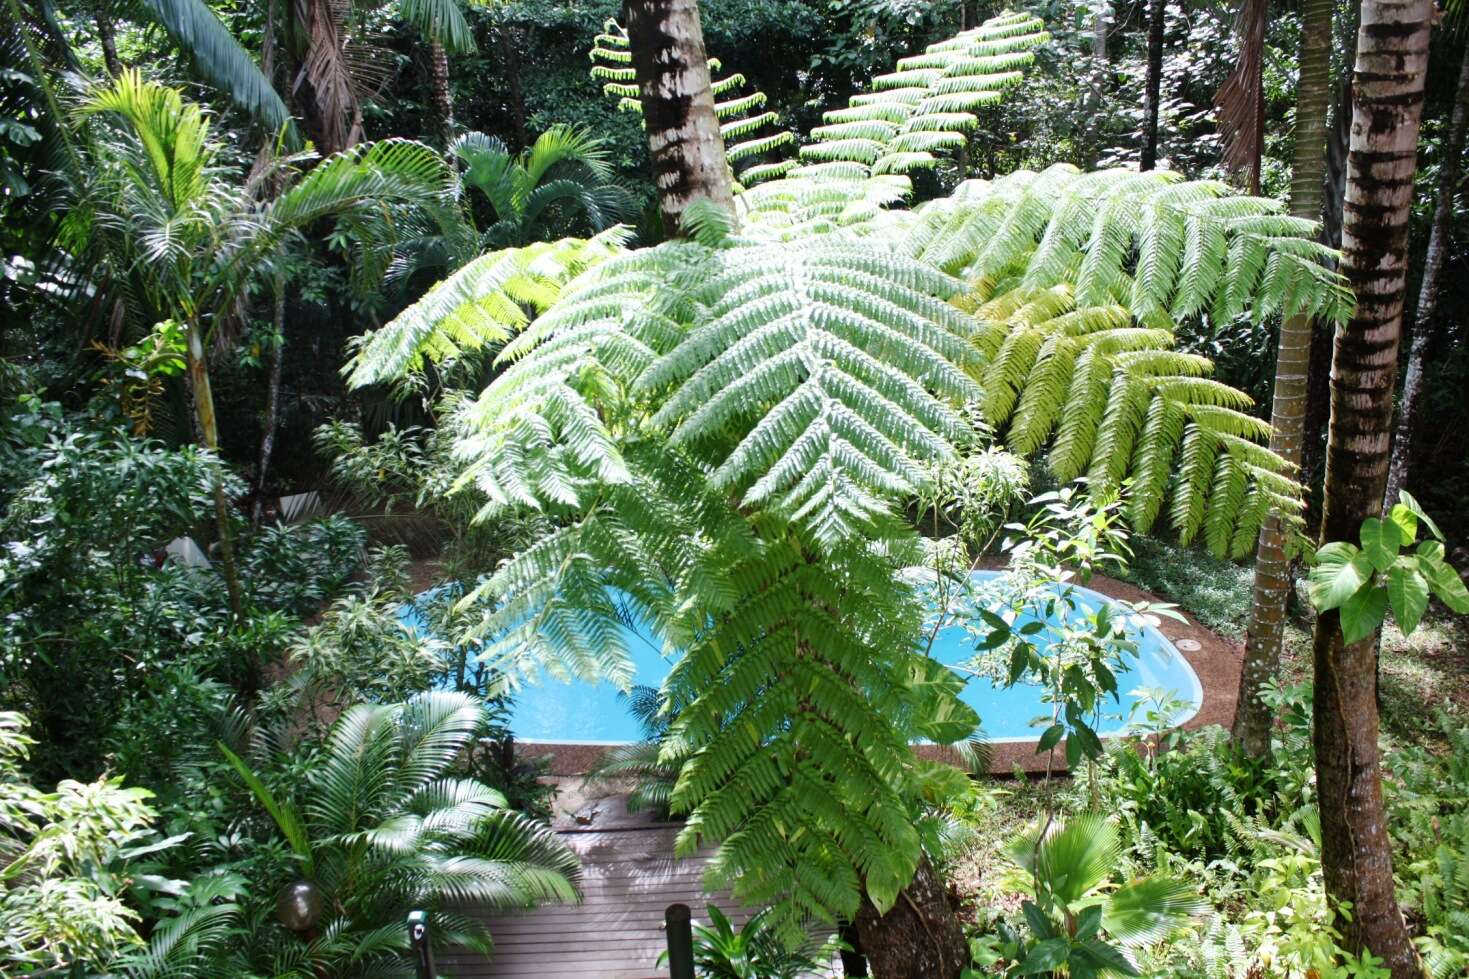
[497,26,528,148]
[1139,0,1166,170]
[95,0,122,76]
[1384,44,1469,510]
[1232,0,1332,756]
[253,279,286,524]
[185,322,246,620]
[429,38,454,147]
[853,856,968,979]
[1085,0,1109,144]
[622,0,736,233]
[1313,0,1430,971]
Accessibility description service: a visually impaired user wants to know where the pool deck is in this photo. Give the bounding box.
[516,570,1243,777]
[439,783,841,978]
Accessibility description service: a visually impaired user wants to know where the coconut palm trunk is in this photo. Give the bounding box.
[1383,43,1469,510]
[1139,0,1166,170]
[1313,0,1431,971]
[1231,0,1332,756]
[622,0,736,232]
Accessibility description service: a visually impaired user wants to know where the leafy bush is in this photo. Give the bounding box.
[218,691,581,976]
[239,514,367,615]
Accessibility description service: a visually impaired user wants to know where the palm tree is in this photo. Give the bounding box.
[75,71,449,620]
[1005,814,1205,973]
[220,691,581,976]
[623,0,735,232]
[1313,0,1433,971]
[454,127,632,248]
[1384,41,1469,508]
[1232,0,1333,756]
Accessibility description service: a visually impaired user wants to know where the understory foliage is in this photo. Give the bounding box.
[345,10,1354,940]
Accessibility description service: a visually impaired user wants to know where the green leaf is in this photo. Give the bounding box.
[139,0,293,133]
[1074,904,1103,941]
[1386,563,1430,636]
[1016,938,1071,974]
[1307,542,1373,611]
[1102,875,1205,946]
[1387,503,1417,544]
[1021,900,1058,940]
[1358,517,1401,573]
[1397,490,1443,541]
[1418,554,1469,615]
[1339,586,1388,645]
[1037,723,1066,752]
[217,742,314,876]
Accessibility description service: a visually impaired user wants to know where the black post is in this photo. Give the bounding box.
[665,903,694,979]
[407,910,436,979]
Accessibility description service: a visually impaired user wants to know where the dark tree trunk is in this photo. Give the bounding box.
[622,0,736,233]
[1313,0,1431,972]
[96,1,122,76]
[429,38,454,147]
[497,26,528,148]
[1383,43,1469,510]
[1139,0,1166,170]
[1233,0,1332,756]
[853,857,968,979]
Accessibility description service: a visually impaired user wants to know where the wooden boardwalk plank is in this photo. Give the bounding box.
[440,823,755,979]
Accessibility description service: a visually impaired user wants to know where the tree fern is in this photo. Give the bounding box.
[341,7,1362,941]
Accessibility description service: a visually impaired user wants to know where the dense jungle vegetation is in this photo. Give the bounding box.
[1,0,1467,976]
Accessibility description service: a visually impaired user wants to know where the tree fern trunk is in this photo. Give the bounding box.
[1232,0,1332,757]
[1383,43,1469,510]
[1314,0,1430,971]
[1139,0,1165,170]
[853,856,968,979]
[429,38,454,148]
[185,321,246,621]
[623,0,735,233]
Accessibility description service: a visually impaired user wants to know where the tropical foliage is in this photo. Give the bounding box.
[2,1,1468,978]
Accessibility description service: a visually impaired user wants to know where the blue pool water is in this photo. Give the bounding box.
[396,571,1202,744]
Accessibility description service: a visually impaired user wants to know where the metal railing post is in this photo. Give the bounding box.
[664,902,694,979]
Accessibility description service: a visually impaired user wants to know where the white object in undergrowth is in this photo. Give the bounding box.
[165,537,212,568]
[278,491,322,522]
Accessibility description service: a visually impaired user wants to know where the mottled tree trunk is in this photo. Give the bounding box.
[1139,0,1166,170]
[185,321,246,620]
[96,0,122,76]
[253,278,286,524]
[853,857,968,979]
[429,38,454,147]
[1314,0,1431,972]
[623,0,735,234]
[1232,0,1332,756]
[1383,44,1469,510]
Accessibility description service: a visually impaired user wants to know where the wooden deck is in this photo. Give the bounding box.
[440,788,756,979]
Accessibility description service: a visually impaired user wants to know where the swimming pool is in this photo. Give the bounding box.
[396,570,1203,745]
